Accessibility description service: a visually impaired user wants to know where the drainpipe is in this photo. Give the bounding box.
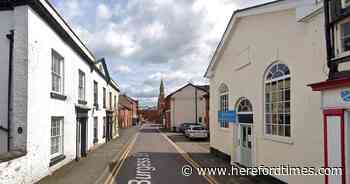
[195,87,198,124]
[6,30,14,152]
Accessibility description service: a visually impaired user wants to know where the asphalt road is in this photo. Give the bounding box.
[115,124,210,184]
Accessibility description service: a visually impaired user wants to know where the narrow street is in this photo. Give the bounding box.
[114,124,210,184]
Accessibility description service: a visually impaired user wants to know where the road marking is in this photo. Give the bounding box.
[160,132,219,184]
[105,132,139,184]
[128,152,156,184]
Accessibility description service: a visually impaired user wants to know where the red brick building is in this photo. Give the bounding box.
[139,107,160,123]
[118,94,139,128]
[163,96,171,129]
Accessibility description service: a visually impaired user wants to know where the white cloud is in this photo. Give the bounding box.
[142,22,166,40]
[50,0,268,106]
[115,65,131,73]
[97,3,112,19]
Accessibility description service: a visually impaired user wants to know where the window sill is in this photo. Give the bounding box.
[50,92,67,101]
[0,150,26,163]
[263,135,293,145]
[49,154,66,167]
[78,100,87,105]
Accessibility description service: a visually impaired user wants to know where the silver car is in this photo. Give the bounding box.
[185,125,208,139]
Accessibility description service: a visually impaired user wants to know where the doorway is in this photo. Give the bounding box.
[236,98,253,167]
[239,124,252,167]
[106,112,113,142]
[75,106,90,160]
[77,118,87,158]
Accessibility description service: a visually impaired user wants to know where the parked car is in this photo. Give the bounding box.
[185,125,209,139]
[179,123,197,133]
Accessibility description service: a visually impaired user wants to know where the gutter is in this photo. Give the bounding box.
[6,30,14,152]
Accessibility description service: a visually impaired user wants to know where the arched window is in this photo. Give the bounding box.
[264,63,290,137]
[236,98,253,124]
[219,83,229,128]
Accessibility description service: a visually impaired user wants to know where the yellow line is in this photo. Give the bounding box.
[105,133,139,184]
[161,133,219,184]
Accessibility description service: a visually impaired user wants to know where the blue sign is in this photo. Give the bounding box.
[218,111,236,123]
[341,89,350,102]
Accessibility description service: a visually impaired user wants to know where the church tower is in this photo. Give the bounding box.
[157,79,165,110]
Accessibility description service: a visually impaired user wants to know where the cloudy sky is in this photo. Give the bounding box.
[50,0,271,107]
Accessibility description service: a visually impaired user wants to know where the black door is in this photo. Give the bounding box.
[80,118,87,157]
[105,115,113,142]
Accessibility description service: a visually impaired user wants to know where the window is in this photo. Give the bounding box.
[264,63,290,137]
[52,50,64,94]
[94,81,98,107]
[336,19,350,57]
[219,83,229,128]
[103,88,106,108]
[109,92,112,109]
[78,70,86,101]
[103,117,106,138]
[93,117,98,144]
[51,117,64,158]
[342,0,350,8]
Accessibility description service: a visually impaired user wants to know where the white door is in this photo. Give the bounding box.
[240,123,252,167]
[236,98,253,167]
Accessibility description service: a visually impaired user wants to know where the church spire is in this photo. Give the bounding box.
[158,79,165,110]
[159,79,164,97]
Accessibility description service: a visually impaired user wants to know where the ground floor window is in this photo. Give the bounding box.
[219,94,229,128]
[51,117,64,158]
[93,117,98,143]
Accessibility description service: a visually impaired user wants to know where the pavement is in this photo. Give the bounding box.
[114,124,211,184]
[165,132,285,184]
[37,126,139,184]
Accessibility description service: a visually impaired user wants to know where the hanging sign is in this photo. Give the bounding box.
[218,111,236,123]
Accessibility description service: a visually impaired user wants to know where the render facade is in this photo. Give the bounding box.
[167,83,209,131]
[205,0,326,183]
[0,1,119,183]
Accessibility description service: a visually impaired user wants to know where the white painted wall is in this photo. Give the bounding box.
[208,4,326,184]
[170,85,207,130]
[89,70,109,147]
[0,4,118,183]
